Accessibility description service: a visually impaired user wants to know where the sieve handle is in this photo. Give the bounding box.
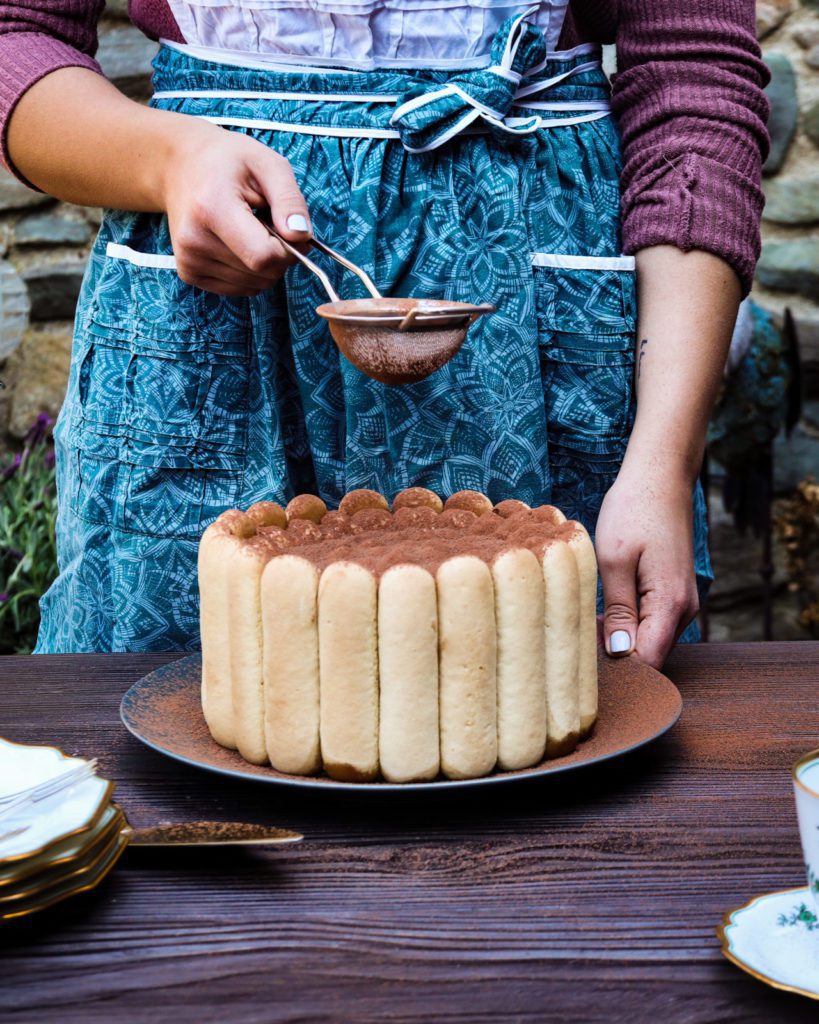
[257,209,341,303]
[257,208,382,302]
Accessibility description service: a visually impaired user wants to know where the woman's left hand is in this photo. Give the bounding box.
[594,462,700,670]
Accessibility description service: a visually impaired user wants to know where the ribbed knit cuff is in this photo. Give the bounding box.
[0,32,102,187]
[621,151,764,297]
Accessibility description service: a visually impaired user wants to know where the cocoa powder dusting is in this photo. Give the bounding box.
[225,488,582,578]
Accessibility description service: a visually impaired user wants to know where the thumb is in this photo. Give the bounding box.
[250,147,312,242]
[600,548,639,657]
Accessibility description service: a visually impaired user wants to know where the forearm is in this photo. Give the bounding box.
[621,245,741,487]
[7,66,213,211]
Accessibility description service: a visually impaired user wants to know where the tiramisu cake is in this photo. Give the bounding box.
[198,488,597,783]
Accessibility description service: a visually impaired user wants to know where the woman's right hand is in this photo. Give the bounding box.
[8,68,312,293]
[162,120,312,296]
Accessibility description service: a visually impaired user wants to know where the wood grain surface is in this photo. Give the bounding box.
[0,642,817,1023]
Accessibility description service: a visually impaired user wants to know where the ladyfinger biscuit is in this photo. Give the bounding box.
[437,555,498,779]
[378,565,440,783]
[318,562,379,781]
[493,499,530,518]
[566,523,599,736]
[532,504,566,526]
[541,539,581,757]
[491,549,547,770]
[198,511,255,750]
[286,494,327,523]
[392,487,444,513]
[444,490,494,516]
[228,538,272,764]
[261,555,321,775]
[338,489,389,517]
[247,501,287,529]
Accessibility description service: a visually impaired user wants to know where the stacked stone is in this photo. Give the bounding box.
[0,0,157,449]
[754,2,819,500]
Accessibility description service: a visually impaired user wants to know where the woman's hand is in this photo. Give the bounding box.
[162,120,312,296]
[596,461,699,670]
[8,68,312,297]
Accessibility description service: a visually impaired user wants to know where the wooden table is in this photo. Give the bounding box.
[1,642,817,1022]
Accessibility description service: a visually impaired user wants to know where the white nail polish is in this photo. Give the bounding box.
[610,630,631,654]
[286,214,309,232]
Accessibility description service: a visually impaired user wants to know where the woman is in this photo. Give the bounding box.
[0,1,768,666]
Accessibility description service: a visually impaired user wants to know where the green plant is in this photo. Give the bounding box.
[0,414,59,654]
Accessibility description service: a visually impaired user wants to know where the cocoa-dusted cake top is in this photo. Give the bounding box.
[210,488,581,576]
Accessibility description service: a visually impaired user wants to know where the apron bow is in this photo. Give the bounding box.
[390,9,547,153]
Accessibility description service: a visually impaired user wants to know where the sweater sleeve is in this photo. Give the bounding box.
[0,1,106,182]
[610,0,770,296]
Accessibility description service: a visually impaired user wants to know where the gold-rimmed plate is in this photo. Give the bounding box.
[0,805,125,901]
[0,737,113,864]
[718,888,819,1001]
[0,829,129,922]
[0,802,123,888]
[121,652,682,792]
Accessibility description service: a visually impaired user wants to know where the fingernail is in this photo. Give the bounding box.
[609,630,631,654]
[286,214,309,232]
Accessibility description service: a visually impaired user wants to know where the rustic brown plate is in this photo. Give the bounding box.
[120,653,681,792]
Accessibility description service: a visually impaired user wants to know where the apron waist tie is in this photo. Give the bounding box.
[153,26,611,150]
[390,7,555,153]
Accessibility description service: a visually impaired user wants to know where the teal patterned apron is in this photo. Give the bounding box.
[35,18,711,652]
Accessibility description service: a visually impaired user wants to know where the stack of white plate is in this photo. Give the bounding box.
[0,737,127,921]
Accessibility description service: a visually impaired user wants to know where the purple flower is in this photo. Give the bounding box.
[24,412,54,450]
[43,448,56,470]
[0,593,8,605]
[1,453,22,482]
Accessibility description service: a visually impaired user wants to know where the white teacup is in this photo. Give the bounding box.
[793,748,819,913]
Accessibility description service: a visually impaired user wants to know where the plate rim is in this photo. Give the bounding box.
[0,802,122,888]
[0,829,129,922]
[0,736,115,864]
[120,653,682,793]
[0,807,125,905]
[717,887,819,1002]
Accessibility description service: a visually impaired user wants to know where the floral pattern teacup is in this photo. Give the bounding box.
[793,749,819,913]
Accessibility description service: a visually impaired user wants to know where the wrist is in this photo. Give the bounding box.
[149,112,219,212]
[619,435,703,492]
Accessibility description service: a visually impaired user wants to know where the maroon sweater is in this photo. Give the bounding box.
[0,0,769,294]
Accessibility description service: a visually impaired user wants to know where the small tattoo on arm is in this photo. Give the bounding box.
[638,338,649,379]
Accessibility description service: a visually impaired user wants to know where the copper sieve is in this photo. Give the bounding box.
[262,216,494,385]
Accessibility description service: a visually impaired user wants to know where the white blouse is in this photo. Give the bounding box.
[165,0,570,70]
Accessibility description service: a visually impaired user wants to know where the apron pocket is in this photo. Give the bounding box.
[77,240,252,453]
[121,459,244,539]
[68,440,245,541]
[67,236,250,539]
[534,260,636,456]
[89,242,250,359]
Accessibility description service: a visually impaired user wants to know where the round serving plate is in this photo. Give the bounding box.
[120,652,681,793]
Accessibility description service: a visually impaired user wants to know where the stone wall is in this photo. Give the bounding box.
[0,2,817,640]
[0,1,157,441]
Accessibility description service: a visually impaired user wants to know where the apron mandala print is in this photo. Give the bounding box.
[35,2,711,653]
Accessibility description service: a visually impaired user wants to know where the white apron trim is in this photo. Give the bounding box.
[106,242,634,275]
[197,108,609,140]
[531,252,636,271]
[198,115,404,138]
[152,91,610,114]
[106,243,178,270]
[153,89,401,103]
